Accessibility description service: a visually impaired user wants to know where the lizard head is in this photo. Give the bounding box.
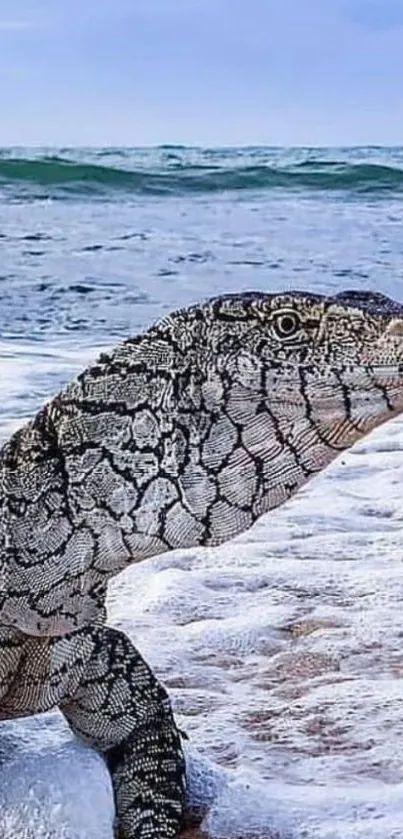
[201,288,403,439]
[175,289,403,532]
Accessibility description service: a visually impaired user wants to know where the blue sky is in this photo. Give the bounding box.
[1,0,403,145]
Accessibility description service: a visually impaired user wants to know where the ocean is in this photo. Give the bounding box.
[2,146,403,838]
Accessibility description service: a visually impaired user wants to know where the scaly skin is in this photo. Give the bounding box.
[2,289,403,838]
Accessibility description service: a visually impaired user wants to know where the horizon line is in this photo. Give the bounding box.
[1,142,403,150]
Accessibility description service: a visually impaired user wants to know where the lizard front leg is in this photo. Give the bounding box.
[59,626,186,839]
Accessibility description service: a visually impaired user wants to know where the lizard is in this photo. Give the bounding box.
[1,288,403,839]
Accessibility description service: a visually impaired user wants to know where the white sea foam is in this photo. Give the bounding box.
[2,350,403,837]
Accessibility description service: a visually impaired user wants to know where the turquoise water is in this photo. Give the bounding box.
[1,145,403,428]
[2,146,403,195]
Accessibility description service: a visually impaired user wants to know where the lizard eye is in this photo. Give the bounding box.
[272,309,301,340]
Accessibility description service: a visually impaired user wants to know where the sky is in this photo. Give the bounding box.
[1,0,403,146]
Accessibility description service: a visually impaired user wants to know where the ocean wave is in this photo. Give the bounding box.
[1,153,403,198]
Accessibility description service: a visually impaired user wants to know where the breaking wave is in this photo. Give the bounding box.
[1,150,403,199]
